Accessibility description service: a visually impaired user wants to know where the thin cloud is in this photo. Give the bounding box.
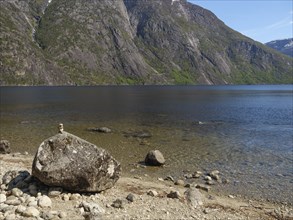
[265,17,292,30]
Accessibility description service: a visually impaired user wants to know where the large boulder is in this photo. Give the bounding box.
[32,130,121,192]
[145,150,165,166]
[0,140,11,154]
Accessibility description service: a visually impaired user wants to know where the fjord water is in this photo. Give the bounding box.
[1,85,292,203]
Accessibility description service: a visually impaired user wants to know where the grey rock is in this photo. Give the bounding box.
[32,131,121,192]
[145,150,165,166]
[184,188,203,208]
[0,140,11,154]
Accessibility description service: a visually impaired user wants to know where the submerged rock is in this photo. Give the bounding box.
[32,127,121,192]
[145,150,165,166]
[88,127,112,133]
[124,131,152,139]
[0,140,11,154]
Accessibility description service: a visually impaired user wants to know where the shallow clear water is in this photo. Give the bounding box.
[0,85,292,203]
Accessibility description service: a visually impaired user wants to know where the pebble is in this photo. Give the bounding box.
[4,196,21,206]
[70,193,81,200]
[59,211,67,218]
[184,188,203,208]
[206,180,215,185]
[164,176,175,182]
[22,206,40,217]
[16,205,26,214]
[11,188,23,197]
[195,184,211,192]
[48,187,63,197]
[62,194,70,201]
[167,191,181,199]
[4,213,16,220]
[175,179,185,186]
[183,174,193,179]
[28,200,38,207]
[0,194,6,203]
[193,171,202,178]
[147,190,158,197]
[126,193,135,202]
[38,195,52,208]
[204,176,212,181]
[112,199,123,209]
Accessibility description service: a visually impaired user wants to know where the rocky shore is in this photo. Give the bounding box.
[1,153,292,220]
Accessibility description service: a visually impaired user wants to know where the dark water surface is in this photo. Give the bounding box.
[1,85,292,203]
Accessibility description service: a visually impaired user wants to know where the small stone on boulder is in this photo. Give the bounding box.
[0,140,11,154]
[32,129,121,192]
[145,150,165,166]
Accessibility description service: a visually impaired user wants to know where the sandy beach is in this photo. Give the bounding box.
[0,153,292,220]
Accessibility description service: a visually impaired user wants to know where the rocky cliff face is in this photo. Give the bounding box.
[0,0,292,85]
[265,38,293,58]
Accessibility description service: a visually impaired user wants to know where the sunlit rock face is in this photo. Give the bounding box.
[32,131,121,192]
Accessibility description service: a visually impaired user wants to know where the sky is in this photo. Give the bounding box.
[188,0,293,43]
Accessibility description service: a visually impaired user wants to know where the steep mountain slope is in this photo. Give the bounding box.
[265,38,293,57]
[0,0,292,85]
[0,0,71,85]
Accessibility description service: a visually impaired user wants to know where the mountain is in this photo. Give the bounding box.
[265,38,293,58]
[0,0,292,85]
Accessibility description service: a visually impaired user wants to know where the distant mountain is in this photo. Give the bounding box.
[265,38,293,57]
[0,0,292,85]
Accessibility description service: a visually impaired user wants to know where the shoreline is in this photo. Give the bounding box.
[1,153,292,219]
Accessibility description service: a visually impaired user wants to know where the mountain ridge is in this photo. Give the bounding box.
[0,0,292,85]
[265,38,293,58]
